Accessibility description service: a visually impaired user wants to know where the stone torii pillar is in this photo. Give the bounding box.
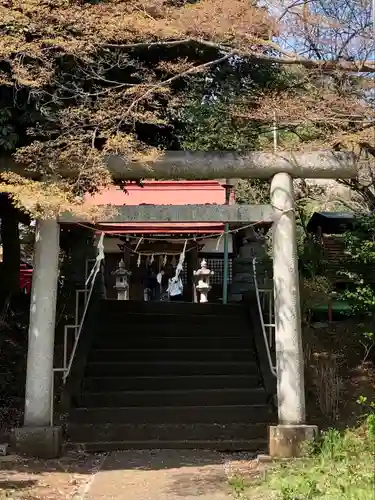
[269,173,313,457]
[14,219,61,458]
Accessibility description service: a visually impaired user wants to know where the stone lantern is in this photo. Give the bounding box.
[193,259,214,303]
[112,259,131,300]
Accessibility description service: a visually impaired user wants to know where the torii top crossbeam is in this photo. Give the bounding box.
[0,151,356,181]
[106,151,356,180]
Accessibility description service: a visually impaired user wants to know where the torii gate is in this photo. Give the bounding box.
[13,151,356,458]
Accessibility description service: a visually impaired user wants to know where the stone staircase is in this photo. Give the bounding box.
[64,300,276,452]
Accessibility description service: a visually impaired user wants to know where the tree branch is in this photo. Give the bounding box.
[117,52,234,129]
[102,37,375,73]
[331,122,375,149]
[102,39,193,49]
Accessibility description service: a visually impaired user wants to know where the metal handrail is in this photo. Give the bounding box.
[50,234,104,425]
[63,234,104,383]
[259,287,275,349]
[252,257,277,377]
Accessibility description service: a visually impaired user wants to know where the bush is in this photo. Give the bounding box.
[247,419,374,499]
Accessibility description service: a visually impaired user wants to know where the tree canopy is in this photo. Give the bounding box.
[0,0,373,217]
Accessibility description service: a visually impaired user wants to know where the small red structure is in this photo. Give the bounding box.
[86,180,234,302]
[20,263,33,294]
[24,181,233,297]
[87,180,232,234]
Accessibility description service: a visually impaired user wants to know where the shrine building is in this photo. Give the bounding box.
[86,180,269,302]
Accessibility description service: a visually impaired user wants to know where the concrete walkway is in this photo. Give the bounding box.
[84,450,257,500]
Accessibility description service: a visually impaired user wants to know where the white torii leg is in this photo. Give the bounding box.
[14,219,62,458]
[269,173,317,458]
[24,219,60,426]
[271,172,305,424]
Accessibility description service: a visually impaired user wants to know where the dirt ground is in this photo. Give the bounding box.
[0,452,105,500]
[84,450,265,500]
[0,450,266,500]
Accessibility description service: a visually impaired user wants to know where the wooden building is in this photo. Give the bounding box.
[305,211,375,287]
[89,180,237,302]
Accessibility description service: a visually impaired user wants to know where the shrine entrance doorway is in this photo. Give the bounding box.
[100,228,241,304]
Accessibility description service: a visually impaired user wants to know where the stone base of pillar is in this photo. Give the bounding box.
[269,424,318,458]
[12,426,62,459]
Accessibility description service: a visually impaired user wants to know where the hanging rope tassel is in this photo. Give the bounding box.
[85,232,105,287]
[137,254,141,267]
[175,239,188,280]
[135,237,143,253]
[177,240,187,269]
[215,232,224,251]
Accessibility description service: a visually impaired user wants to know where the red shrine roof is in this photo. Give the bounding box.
[86,181,231,234]
[88,180,228,205]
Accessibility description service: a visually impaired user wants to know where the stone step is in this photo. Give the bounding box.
[88,349,256,363]
[97,314,248,329]
[85,361,259,377]
[83,374,261,392]
[78,388,267,408]
[65,439,268,453]
[100,300,245,316]
[94,320,250,336]
[230,284,257,293]
[92,336,254,349]
[231,273,256,283]
[70,404,275,424]
[66,422,269,443]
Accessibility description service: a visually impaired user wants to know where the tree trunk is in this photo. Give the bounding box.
[0,198,21,306]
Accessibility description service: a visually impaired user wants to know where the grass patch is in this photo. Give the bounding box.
[228,475,251,499]
[231,421,374,500]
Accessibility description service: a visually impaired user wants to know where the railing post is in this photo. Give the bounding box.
[252,258,277,377]
[222,223,229,304]
[50,372,54,427]
[222,179,233,304]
